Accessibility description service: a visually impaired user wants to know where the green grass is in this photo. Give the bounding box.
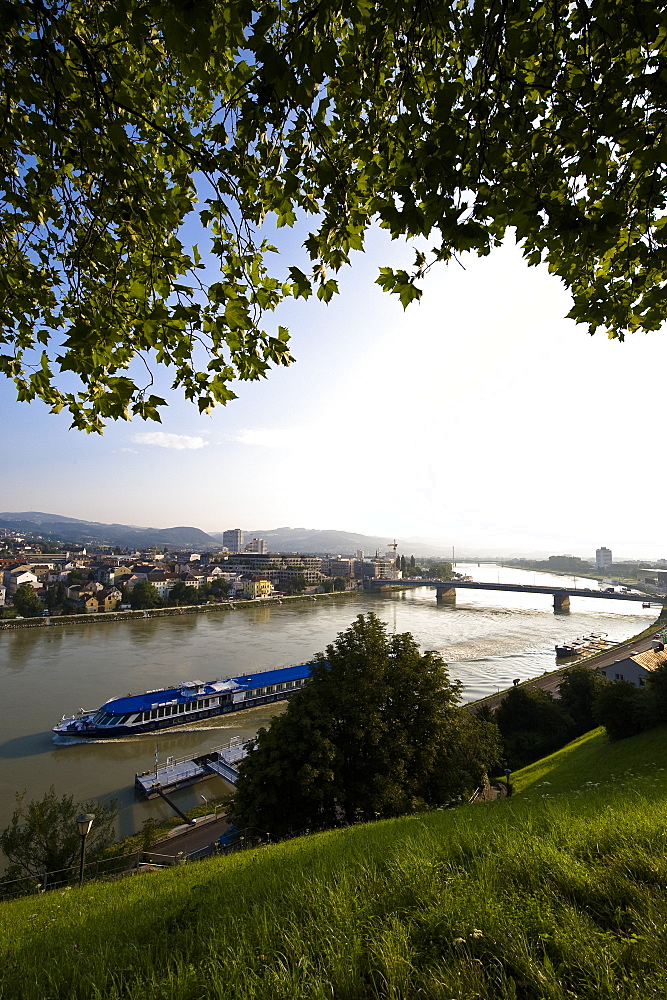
[1,728,667,999]
[510,724,667,797]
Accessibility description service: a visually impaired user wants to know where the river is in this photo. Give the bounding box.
[0,563,656,840]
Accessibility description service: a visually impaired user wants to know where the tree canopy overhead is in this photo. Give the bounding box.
[3,0,666,429]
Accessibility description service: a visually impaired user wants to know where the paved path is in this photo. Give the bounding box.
[151,813,232,858]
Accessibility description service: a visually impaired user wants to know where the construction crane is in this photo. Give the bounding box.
[387,539,398,555]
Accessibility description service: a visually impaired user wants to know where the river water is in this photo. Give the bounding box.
[0,563,656,840]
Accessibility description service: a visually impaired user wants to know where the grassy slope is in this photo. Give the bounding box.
[1,729,667,1000]
[511,724,667,796]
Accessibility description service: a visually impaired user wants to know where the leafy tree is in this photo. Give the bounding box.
[643,662,667,726]
[12,583,44,618]
[322,577,346,593]
[46,581,67,610]
[283,574,307,595]
[494,686,574,768]
[428,562,454,581]
[2,2,666,430]
[558,665,611,737]
[593,681,646,741]
[36,542,60,554]
[129,580,163,610]
[210,578,231,599]
[0,787,117,882]
[168,580,196,606]
[231,613,501,837]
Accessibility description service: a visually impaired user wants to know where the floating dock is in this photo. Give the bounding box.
[135,737,251,798]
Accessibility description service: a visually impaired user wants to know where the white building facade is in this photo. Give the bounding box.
[596,547,612,571]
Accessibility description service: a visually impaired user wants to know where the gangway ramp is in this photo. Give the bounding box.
[200,758,241,784]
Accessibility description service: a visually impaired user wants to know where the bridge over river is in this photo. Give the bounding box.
[370,578,666,613]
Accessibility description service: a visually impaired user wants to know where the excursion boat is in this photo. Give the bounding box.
[52,663,311,739]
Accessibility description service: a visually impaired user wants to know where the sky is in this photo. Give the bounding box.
[1,226,666,561]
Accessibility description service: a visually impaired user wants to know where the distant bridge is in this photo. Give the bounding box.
[370,579,666,613]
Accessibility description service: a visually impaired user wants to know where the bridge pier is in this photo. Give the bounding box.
[436,586,457,605]
[553,594,570,613]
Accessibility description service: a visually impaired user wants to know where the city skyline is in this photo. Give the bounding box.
[2,230,665,560]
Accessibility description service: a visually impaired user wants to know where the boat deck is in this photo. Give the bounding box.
[135,738,250,797]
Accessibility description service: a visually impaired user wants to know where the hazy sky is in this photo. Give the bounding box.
[1,227,665,560]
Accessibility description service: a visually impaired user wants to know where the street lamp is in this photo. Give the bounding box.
[76,813,95,886]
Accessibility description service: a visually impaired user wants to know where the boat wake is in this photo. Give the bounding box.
[164,724,243,733]
[53,723,248,745]
[53,735,144,745]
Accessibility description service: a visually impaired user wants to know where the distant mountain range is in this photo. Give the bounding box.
[0,512,219,550]
[219,527,452,559]
[0,512,452,557]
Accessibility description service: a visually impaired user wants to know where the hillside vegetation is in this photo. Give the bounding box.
[1,727,667,999]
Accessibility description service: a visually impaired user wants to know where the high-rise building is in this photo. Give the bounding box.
[222,528,245,553]
[596,546,612,570]
[245,537,267,554]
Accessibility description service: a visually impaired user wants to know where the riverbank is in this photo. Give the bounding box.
[0,588,358,631]
[467,613,667,713]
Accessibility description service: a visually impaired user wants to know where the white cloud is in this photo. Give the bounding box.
[131,432,208,451]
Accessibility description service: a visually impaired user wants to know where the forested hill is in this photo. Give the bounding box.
[1,512,452,557]
[0,512,219,550]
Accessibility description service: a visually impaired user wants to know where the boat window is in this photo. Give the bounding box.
[178,704,185,713]
[158,707,165,718]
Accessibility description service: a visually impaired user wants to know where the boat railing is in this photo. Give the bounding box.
[139,735,251,777]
